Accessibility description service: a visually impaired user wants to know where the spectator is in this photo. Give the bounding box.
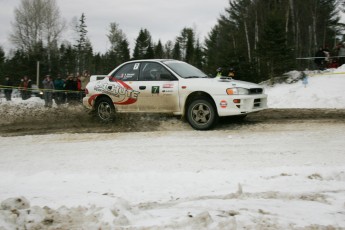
[76,74,82,91]
[76,74,84,102]
[80,70,90,100]
[337,43,345,66]
[314,47,326,70]
[65,75,78,104]
[42,75,55,108]
[216,67,222,77]
[328,58,339,69]
[19,76,32,100]
[80,70,90,90]
[54,75,65,105]
[228,67,235,78]
[3,76,13,101]
[323,46,330,64]
[302,72,308,88]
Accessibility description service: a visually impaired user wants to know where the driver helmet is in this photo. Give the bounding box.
[150,68,160,79]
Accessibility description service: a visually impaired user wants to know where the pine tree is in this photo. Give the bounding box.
[154,40,164,58]
[172,42,182,60]
[83,40,94,73]
[176,28,195,62]
[59,43,77,76]
[74,13,89,73]
[133,29,153,59]
[118,40,130,63]
[204,0,341,81]
[204,26,221,74]
[145,43,155,59]
[6,50,32,82]
[257,12,293,79]
[193,39,204,69]
[107,22,130,65]
[0,46,5,77]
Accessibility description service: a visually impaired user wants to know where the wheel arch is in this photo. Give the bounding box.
[183,91,218,117]
[93,94,115,110]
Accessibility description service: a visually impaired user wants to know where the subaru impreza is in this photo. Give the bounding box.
[83,59,267,130]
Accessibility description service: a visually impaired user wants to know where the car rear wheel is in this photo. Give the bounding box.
[187,98,218,130]
[95,97,115,122]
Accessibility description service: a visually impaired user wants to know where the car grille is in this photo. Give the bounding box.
[253,98,261,107]
[249,88,263,94]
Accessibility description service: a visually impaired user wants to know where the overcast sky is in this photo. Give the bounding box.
[0,0,228,55]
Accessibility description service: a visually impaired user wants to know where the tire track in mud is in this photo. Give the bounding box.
[0,104,344,136]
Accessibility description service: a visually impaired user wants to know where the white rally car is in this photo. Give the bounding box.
[83,59,268,130]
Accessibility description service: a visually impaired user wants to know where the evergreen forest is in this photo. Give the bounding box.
[0,0,344,85]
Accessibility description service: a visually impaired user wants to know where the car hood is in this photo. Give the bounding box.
[181,77,263,89]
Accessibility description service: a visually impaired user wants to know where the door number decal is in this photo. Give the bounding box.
[152,86,160,94]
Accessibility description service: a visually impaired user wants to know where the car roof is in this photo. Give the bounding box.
[125,59,177,63]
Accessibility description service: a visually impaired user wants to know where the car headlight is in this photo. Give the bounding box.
[226,87,249,95]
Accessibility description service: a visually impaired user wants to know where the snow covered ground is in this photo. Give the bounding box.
[265,67,345,109]
[0,67,345,229]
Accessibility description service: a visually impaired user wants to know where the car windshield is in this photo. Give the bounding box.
[163,60,208,79]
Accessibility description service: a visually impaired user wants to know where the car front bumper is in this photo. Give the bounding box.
[214,94,268,116]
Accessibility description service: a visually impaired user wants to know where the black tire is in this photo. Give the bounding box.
[186,98,219,130]
[95,97,115,122]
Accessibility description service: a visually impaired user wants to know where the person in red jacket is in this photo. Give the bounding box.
[19,76,32,100]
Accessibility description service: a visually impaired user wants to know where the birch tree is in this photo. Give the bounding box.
[10,0,65,54]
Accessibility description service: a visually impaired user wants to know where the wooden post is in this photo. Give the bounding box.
[36,61,40,87]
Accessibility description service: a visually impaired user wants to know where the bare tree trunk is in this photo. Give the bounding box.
[231,35,236,51]
[255,10,259,50]
[296,21,300,56]
[309,25,313,57]
[289,0,296,44]
[323,24,327,47]
[244,21,251,61]
[285,2,290,45]
[312,13,317,48]
[312,2,318,49]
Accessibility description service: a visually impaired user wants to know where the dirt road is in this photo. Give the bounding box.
[0,104,344,136]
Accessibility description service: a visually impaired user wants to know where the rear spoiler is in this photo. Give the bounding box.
[90,75,107,82]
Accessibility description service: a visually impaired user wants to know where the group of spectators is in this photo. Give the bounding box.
[314,42,345,70]
[1,71,91,108]
[215,67,236,78]
[41,71,91,107]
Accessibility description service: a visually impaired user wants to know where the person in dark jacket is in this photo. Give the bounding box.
[314,47,326,70]
[65,75,78,104]
[42,75,55,107]
[3,76,13,101]
[54,75,65,105]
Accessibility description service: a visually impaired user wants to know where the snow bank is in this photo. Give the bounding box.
[264,67,345,108]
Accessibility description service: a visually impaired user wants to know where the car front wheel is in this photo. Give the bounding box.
[187,99,218,130]
[95,97,115,122]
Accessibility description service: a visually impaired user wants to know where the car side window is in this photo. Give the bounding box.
[139,62,175,81]
[111,63,140,81]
